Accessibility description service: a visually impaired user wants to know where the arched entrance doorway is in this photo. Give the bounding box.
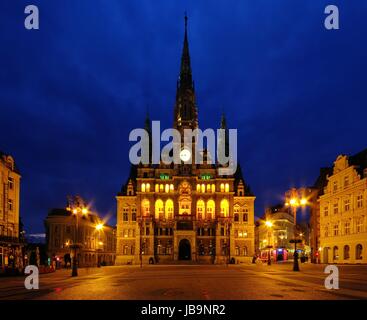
[179,239,191,260]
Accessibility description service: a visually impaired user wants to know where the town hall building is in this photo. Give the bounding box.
[115,17,255,265]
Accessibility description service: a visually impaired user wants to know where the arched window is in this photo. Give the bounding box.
[243,207,249,222]
[155,184,159,192]
[146,183,150,192]
[356,244,363,260]
[197,184,201,192]
[155,199,164,220]
[220,199,229,217]
[206,200,215,219]
[343,245,350,260]
[211,184,215,193]
[220,183,224,192]
[141,199,150,216]
[225,183,229,193]
[165,199,174,219]
[132,207,137,221]
[197,200,205,220]
[159,184,164,192]
[333,246,339,260]
[201,184,205,193]
[207,184,211,193]
[141,183,146,193]
[165,184,169,193]
[170,184,174,192]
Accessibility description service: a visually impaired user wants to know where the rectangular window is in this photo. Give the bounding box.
[333,202,339,214]
[8,199,13,211]
[324,205,329,217]
[333,224,339,236]
[356,218,363,233]
[132,208,137,221]
[8,177,14,190]
[220,227,224,236]
[344,176,349,188]
[344,199,350,212]
[357,194,363,208]
[344,221,350,235]
[333,181,338,193]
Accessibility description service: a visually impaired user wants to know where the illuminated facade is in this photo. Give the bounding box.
[257,205,295,261]
[115,17,255,265]
[45,198,116,267]
[0,151,23,271]
[319,151,367,264]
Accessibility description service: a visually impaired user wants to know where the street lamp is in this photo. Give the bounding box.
[285,189,308,272]
[67,196,89,277]
[95,223,104,268]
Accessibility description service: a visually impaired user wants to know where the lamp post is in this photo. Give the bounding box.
[265,220,273,265]
[66,196,89,277]
[95,223,104,268]
[285,189,308,272]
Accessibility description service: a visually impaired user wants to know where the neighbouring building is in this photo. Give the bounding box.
[0,151,23,272]
[115,17,255,265]
[309,168,332,263]
[319,150,367,264]
[45,196,116,267]
[257,204,295,262]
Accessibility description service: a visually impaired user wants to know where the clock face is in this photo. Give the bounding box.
[180,148,191,162]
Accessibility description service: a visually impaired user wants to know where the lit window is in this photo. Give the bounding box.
[155,199,164,220]
[201,184,205,193]
[146,183,150,192]
[141,183,146,193]
[155,184,159,192]
[170,184,174,192]
[142,199,150,216]
[206,200,215,219]
[207,184,211,192]
[225,183,229,193]
[165,184,169,193]
[197,184,201,192]
[160,184,164,192]
[211,184,215,193]
[165,199,174,219]
[197,200,205,220]
[220,183,224,192]
[220,199,229,217]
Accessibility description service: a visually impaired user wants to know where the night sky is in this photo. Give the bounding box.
[1,1,366,234]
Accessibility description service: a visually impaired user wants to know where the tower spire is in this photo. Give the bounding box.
[180,13,193,90]
[173,14,198,131]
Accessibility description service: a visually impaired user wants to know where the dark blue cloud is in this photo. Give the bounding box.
[0,0,366,232]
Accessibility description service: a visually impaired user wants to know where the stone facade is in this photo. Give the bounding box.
[115,17,255,265]
[0,151,23,271]
[45,207,116,267]
[319,151,367,264]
